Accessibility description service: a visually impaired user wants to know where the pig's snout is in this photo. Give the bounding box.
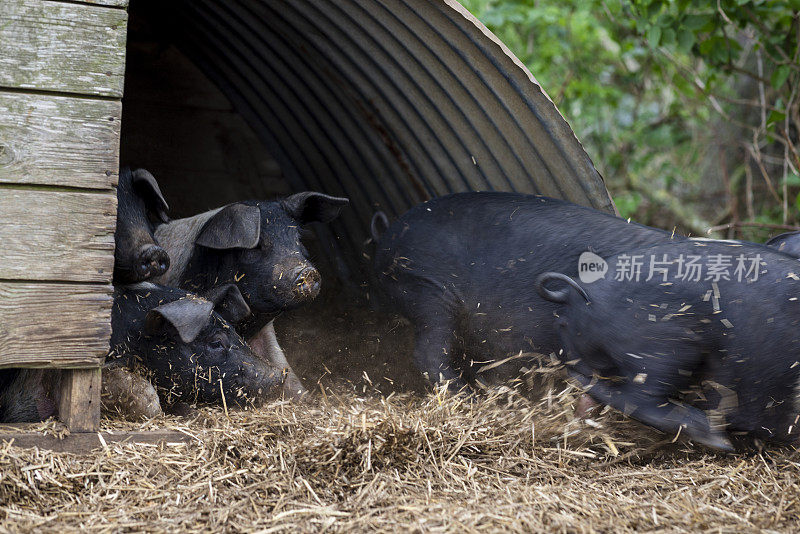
[135,245,170,280]
[238,360,284,402]
[292,266,321,298]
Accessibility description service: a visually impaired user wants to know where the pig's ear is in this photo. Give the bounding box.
[196,204,262,250]
[131,169,170,224]
[144,298,214,343]
[283,192,349,224]
[203,284,251,324]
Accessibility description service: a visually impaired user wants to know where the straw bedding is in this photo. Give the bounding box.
[1,379,799,533]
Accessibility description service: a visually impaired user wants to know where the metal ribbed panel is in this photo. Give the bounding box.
[159,0,615,275]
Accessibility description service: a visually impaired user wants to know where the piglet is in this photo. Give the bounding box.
[370,192,680,391]
[114,167,171,284]
[0,369,61,423]
[537,239,800,450]
[152,192,349,397]
[109,282,285,410]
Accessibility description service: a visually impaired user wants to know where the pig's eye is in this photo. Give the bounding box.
[209,335,227,351]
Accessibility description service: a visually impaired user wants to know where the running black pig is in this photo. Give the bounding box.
[371,192,682,390]
[152,193,349,397]
[537,239,800,450]
[109,282,284,409]
[114,167,171,284]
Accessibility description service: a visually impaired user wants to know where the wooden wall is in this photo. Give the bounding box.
[0,0,127,369]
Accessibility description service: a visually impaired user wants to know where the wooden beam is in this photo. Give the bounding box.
[0,282,112,368]
[0,92,120,189]
[0,430,191,453]
[58,368,101,432]
[0,189,116,282]
[0,0,128,97]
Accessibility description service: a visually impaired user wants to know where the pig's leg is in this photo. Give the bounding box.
[101,366,163,420]
[568,369,733,451]
[248,320,306,399]
[412,315,467,391]
[389,277,467,390]
[566,359,602,418]
[555,318,603,416]
[564,330,731,450]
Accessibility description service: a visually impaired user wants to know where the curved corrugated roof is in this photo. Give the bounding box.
[160,0,614,274]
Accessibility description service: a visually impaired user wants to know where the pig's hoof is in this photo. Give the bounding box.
[575,393,599,418]
[692,431,734,452]
[282,383,308,400]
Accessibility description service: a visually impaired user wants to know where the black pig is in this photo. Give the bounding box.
[537,239,800,450]
[0,282,266,422]
[152,193,349,396]
[0,369,61,423]
[371,192,681,390]
[110,282,284,408]
[114,168,171,284]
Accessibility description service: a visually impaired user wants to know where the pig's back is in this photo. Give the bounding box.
[374,192,673,295]
[585,239,800,337]
[372,192,675,353]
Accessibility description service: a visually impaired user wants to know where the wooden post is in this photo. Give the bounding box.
[58,368,101,433]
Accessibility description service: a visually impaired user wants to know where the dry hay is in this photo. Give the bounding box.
[1,382,799,533]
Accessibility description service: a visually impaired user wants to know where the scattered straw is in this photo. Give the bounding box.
[0,383,798,532]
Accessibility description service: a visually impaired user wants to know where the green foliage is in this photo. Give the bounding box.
[613,191,644,219]
[462,0,800,240]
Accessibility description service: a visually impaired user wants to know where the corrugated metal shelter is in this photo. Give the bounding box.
[0,0,613,432]
[125,0,614,279]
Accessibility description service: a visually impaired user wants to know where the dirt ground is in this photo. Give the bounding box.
[275,292,424,395]
[1,296,800,532]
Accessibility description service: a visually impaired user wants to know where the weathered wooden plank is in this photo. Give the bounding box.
[0,430,190,453]
[0,189,116,282]
[0,282,112,368]
[0,288,110,367]
[58,368,101,432]
[0,92,120,189]
[48,0,129,8]
[0,0,128,97]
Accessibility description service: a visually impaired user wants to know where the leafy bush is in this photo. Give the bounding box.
[463,0,800,240]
